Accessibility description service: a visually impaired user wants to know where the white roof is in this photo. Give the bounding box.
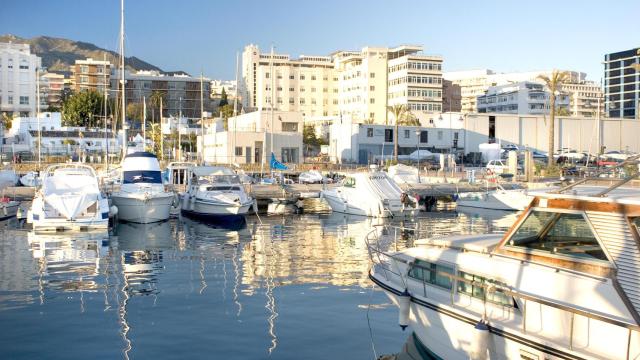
[191,166,235,177]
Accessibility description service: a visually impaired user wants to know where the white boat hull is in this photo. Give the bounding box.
[0,201,20,220]
[111,193,174,223]
[456,190,533,211]
[323,191,417,218]
[182,195,251,217]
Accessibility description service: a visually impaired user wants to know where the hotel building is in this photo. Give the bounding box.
[0,42,42,117]
[71,58,111,94]
[604,47,639,119]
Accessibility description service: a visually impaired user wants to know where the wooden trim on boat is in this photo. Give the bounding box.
[534,197,640,217]
[493,248,614,278]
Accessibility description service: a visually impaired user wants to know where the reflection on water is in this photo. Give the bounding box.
[0,207,517,359]
[379,332,440,360]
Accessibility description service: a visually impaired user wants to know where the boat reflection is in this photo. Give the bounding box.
[378,332,440,360]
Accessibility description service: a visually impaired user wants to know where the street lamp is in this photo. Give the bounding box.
[415,128,421,184]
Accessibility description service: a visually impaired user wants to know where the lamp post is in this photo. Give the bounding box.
[415,128,421,183]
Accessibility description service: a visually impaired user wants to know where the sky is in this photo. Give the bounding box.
[2,0,639,82]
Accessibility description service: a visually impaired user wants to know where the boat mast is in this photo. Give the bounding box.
[200,72,204,165]
[233,52,239,165]
[103,53,108,170]
[120,0,126,160]
[270,45,275,173]
[143,96,146,149]
[160,96,163,160]
[36,65,41,170]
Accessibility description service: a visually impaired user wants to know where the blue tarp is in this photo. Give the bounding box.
[270,153,288,170]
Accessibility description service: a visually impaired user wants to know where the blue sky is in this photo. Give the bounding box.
[2,0,638,81]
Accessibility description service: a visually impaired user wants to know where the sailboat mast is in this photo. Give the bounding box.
[103,53,108,170]
[143,96,146,149]
[160,96,163,160]
[36,65,41,170]
[120,0,126,159]
[233,52,239,165]
[200,72,204,165]
[270,45,275,168]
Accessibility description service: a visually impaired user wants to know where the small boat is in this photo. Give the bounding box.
[321,167,419,218]
[181,166,254,221]
[110,152,175,224]
[27,164,111,232]
[456,187,533,211]
[367,183,640,359]
[0,196,20,220]
[298,170,324,184]
[19,171,41,187]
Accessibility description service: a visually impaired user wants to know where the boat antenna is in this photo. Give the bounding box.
[200,71,205,165]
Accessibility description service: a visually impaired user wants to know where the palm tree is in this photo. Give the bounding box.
[387,104,420,162]
[537,70,570,166]
[149,90,165,126]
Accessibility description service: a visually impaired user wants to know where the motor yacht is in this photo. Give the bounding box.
[110,152,174,223]
[19,171,40,187]
[181,166,254,222]
[321,167,419,218]
[367,184,640,359]
[27,164,111,232]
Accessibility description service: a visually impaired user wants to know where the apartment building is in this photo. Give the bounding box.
[604,47,639,119]
[40,72,66,109]
[442,80,461,112]
[445,69,585,113]
[561,81,603,117]
[111,70,212,119]
[477,81,570,115]
[241,44,338,118]
[0,42,41,117]
[241,44,444,125]
[71,58,111,93]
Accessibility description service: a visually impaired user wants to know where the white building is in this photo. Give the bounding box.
[210,80,238,99]
[477,81,570,115]
[241,44,443,125]
[444,69,586,113]
[561,81,604,117]
[0,42,42,117]
[6,112,62,138]
[329,114,464,164]
[199,110,303,165]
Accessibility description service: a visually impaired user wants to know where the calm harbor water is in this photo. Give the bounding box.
[0,200,515,359]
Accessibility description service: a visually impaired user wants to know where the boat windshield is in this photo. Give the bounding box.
[507,210,607,261]
[198,175,241,185]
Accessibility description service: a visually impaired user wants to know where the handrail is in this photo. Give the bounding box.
[554,153,640,194]
[365,225,640,334]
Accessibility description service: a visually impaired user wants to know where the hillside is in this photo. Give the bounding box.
[0,34,169,74]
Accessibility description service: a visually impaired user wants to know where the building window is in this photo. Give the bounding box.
[420,131,428,143]
[370,98,375,104]
[289,75,294,79]
[289,97,294,104]
[404,130,410,138]
[384,129,393,142]
[19,96,29,105]
[300,75,305,80]
[370,85,375,91]
[333,99,338,105]
[19,64,29,70]
[289,87,294,91]
[80,65,89,73]
[366,128,374,137]
[299,98,305,105]
[311,75,316,80]
[235,147,243,156]
[281,122,298,132]
[7,95,13,104]
[437,131,443,140]
[265,72,270,78]
[370,72,375,78]
[369,112,375,119]
[311,87,316,92]
[80,76,89,83]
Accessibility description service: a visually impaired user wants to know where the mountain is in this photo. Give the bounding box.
[0,34,170,74]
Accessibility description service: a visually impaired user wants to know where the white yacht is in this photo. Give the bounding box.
[456,187,533,211]
[110,152,174,223]
[368,184,640,359]
[322,168,419,218]
[28,164,111,232]
[181,166,254,221]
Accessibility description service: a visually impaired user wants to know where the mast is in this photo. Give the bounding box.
[233,52,239,165]
[160,96,163,160]
[103,53,108,170]
[143,96,146,149]
[200,72,204,165]
[120,0,126,159]
[178,97,182,161]
[269,45,275,169]
[36,65,41,170]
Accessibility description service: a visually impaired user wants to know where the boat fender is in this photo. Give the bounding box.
[109,205,118,218]
[398,288,411,330]
[471,319,491,359]
[189,195,196,211]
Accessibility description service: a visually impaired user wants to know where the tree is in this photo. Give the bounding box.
[1,112,13,131]
[537,70,570,166]
[126,102,144,130]
[219,87,228,107]
[387,104,419,162]
[61,90,105,128]
[149,90,165,126]
[219,104,234,130]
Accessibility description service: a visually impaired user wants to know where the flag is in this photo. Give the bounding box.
[270,152,288,170]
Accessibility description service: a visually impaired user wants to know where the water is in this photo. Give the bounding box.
[0,200,515,359]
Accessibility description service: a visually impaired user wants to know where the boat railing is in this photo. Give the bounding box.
[42,163,98,178]
[365,224,640,356]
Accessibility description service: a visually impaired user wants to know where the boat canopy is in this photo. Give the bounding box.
[122,152,161,172]
[191,166,236,177]
[42,167,101,220]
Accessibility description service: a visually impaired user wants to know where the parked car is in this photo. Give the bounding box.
[485,160,507,175]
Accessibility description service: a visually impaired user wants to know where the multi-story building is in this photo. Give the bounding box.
[111,70,212,119]
[561,81,604,117]
[241,44,338,118]
[604,47,639,119]
[477,81,570,115]
[210,80,237,99]
[71,58,111,93]
[0,42,41,117]
[241,44,443,125]
[445,69,585,113]
[40,72,66,110]
[442,80,461,112]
